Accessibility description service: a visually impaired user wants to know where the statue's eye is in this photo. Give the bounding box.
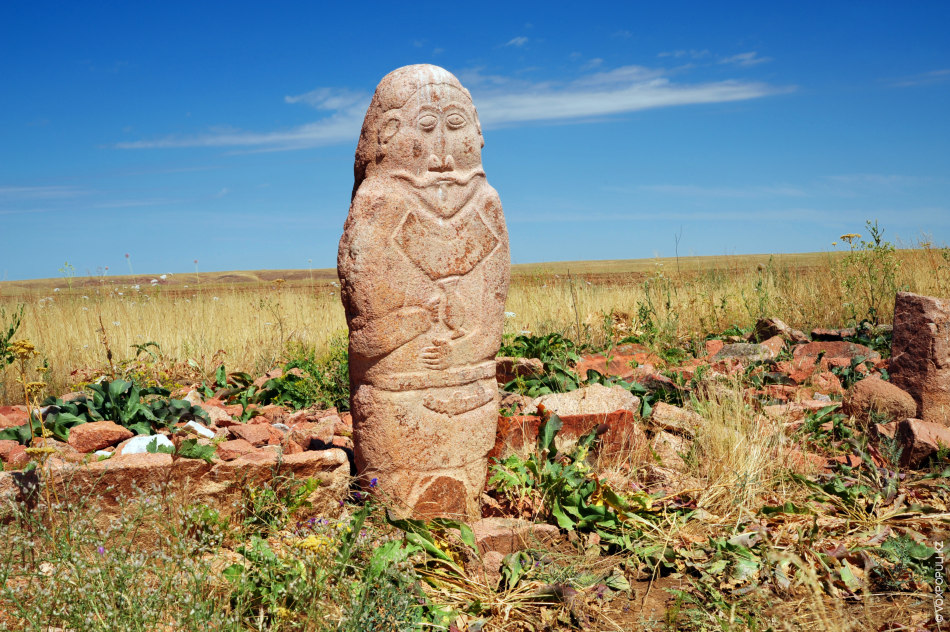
[418,114,438,131]
[446,113,466,129]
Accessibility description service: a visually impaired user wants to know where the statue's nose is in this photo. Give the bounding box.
[427,154,456,172]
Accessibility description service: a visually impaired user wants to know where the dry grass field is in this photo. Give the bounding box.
[2,245,948,405]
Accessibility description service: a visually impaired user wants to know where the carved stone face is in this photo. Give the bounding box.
[380,84,485,218]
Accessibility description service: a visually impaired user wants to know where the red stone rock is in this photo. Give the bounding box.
[331,436,353,450]
[649,402,700,438]
[810,371,844,396]
[0,406,28,428]
[333,417,352,436]
[5,444,29,467]
[0,440,21,462]
[753,318,809,343]
[216,438,256,461]
[842,375,917,424]
[759,335,785,358]
[227,424,278,447]
[574,344,658,381]
[491,410,646,461]
[792,341,880,363]
[705,339,725,357]
[67,421,134,453]
[763,400,840,422]
[281,438,305,455]
[253,368,284,389]
[223,404,245,417]
[786,448,827,474]
[890,292,950,426]
[650,431,689,470]
[471,518,559,555]
[897,418,950,468]
[197,402,234,427]
[873,421,899,440]
[825,454,863,470]
[777,355,818,385]
[289,419,335,448]
[259,404,288,423]
[495,356,544,385]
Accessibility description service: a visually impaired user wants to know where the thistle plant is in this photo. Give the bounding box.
[837,220,902,324]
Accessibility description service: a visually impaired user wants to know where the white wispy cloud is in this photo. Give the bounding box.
[636,184,807,198]
[0,185,87,199]
[284,87,367,110]
[658,50,710,60]
[476,77,790,127]
[505,36,529,47]
[824,174,933,187]
[887,69,950,88]
[115,64,793,152]
[719,51,771,67]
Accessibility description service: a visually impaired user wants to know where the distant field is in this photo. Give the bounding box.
[0,251,842,295]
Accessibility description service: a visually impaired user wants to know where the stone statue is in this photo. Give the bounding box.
[338,65,510,518]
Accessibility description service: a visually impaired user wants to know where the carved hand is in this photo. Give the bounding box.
[421,338,451,370]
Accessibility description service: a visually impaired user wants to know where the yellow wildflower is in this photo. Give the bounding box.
[10,340,38,360]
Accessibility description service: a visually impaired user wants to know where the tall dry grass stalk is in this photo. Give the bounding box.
[687,380,789,519]
[0,248,946,404]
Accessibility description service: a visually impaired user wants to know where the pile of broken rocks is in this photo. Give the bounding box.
[494,291,950,480]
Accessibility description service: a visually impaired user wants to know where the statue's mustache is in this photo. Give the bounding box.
[391,167,485,189]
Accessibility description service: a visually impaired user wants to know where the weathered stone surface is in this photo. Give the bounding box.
[531,383,639,417]
[67,421,134,453]
[471,518,559,555]
[31,448,350,519]
[339,65,510,519]
[890,292,950,425]
[649,402,701,438]
[897,418,950,467]
[842,375,917,424]
[712,343,774,363]
[495,357,544,385]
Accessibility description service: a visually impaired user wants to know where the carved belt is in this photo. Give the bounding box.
[367,361,496,392]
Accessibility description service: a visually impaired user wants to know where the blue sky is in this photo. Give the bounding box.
[2,1,949,281]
